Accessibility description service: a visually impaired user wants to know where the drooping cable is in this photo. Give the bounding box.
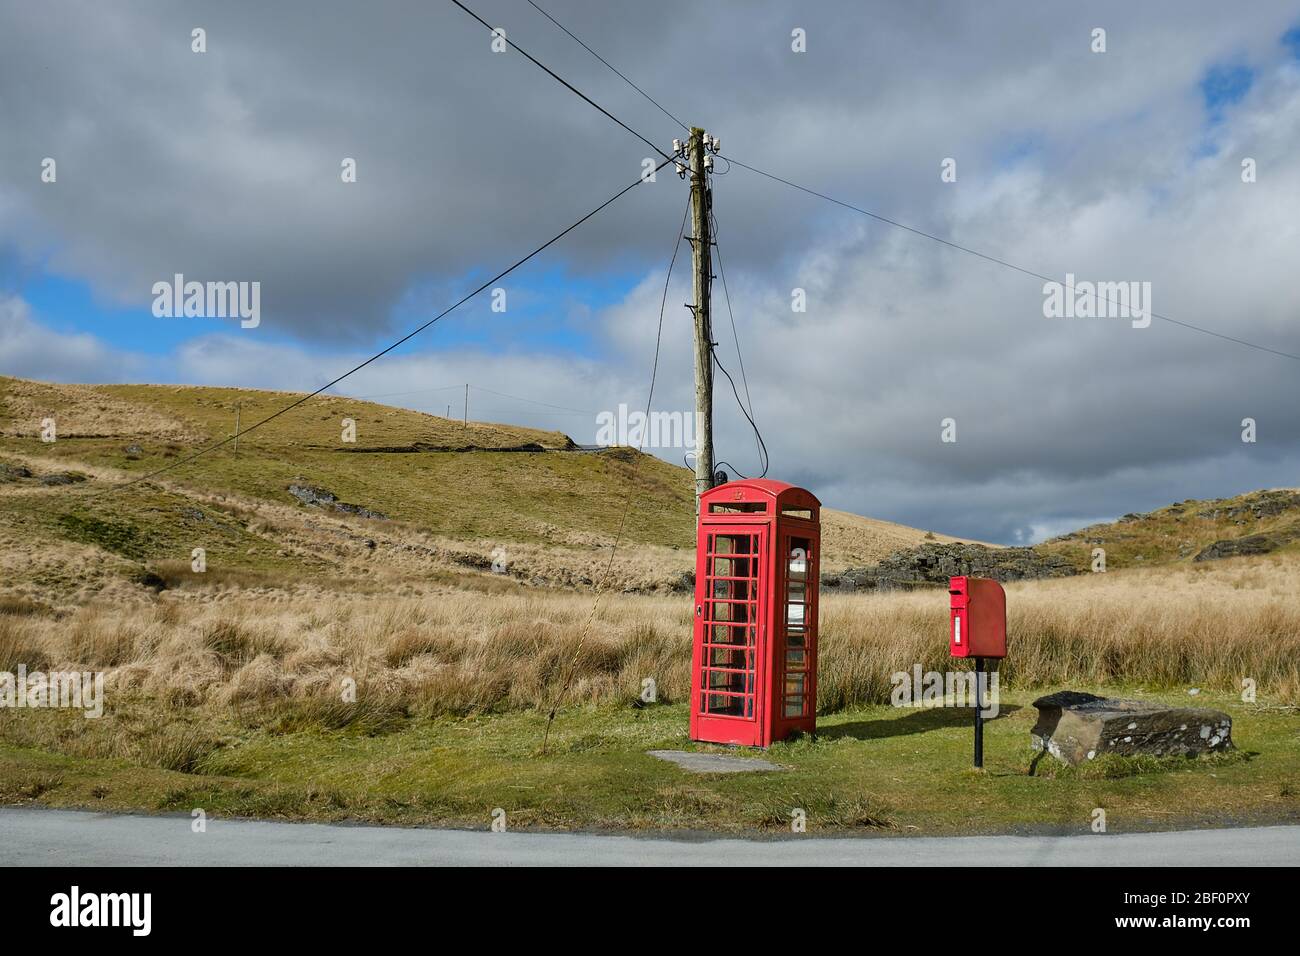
[541,190,692,752]
[709,205,764,474]
[728,156,1300,363]
[90,158,674,497]
[712,346,770,480]
[450,0,672,161]
[524,0,688,133]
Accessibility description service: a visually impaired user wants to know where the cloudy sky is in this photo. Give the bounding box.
[2,0,1299,543]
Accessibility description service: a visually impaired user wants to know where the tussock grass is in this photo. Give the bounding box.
[819,561,1300,707]
[0,595,54,617]
[0,376,199,442]
[0,554,1296,727]
[137,724,224,774]
[151,561,294,592]
[0,701,223,773]
[0,617,51,672]
[1033,749,1250,780]
[254,694,410,736]
[0,771,65,802]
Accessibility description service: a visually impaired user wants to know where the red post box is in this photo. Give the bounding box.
[948,576,1006,658]
[690,479,820,748]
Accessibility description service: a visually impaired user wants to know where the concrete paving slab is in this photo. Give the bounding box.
[647,750,786,773]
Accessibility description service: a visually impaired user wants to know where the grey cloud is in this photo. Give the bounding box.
[3,1,1300,542]
[5,1,1297,337]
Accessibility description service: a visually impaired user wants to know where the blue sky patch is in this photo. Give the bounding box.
[1283,25,1300,61]
[19,262,647,374]
[1200,62,1254,121]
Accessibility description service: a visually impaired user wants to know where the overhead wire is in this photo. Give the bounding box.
[712,348,770,480]
[450,0,672,160]
[492,0,1300,365]
[523,0,689,132]
[542,190,692,753]
[709,201,765,476]
[469,384,597,415]
[344,384,464,401]
[89,157,674,498]
[726,156,1300,364]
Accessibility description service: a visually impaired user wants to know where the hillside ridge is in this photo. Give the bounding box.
[1033,487,1300,571]
[0,376,970,602]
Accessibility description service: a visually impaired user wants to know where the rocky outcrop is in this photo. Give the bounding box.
[1,462,87,487]
[1030,691,1233,765]
[39,472,87,486]
[1197,490,1300,522]
[286,482,386,520]
[671,571,695,593]
[822,542,1075,592]
[1194,533,1290,562]
[339,441,555,454]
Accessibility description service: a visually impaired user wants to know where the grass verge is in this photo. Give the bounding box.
[1,688,1295,834]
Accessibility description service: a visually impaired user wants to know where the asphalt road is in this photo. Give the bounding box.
[1,808,1296,865]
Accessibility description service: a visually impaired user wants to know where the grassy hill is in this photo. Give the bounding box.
[2,378,1298,835]
[1034,489,1300,572]
[0,376,967,602]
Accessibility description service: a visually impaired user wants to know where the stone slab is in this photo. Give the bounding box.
[647,750,786,774]
[1031,690,1233,765]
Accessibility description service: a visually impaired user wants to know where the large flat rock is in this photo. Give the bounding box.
[1030,691,1233,766]
[647,750,786,774]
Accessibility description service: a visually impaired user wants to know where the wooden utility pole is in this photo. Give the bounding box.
[688,127,715,510]
[233,402,241,457]
[464,384,469,427]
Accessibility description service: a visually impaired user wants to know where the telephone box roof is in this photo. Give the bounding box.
[699,479,821,507]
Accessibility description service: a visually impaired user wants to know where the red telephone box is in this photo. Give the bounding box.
[690,479,820,748]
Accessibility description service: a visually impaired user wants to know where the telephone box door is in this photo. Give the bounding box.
[690,525,768,747]
[775,530,818,737]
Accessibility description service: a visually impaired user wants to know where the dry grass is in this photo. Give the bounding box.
[0,376,200,441]
[818,559,1300,709]
[96,381,573,451]
[2,553,1297,724]
[0,455,963,600]
[820,507,993,570]
[0,377,970,590]
[0,588,693,717]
